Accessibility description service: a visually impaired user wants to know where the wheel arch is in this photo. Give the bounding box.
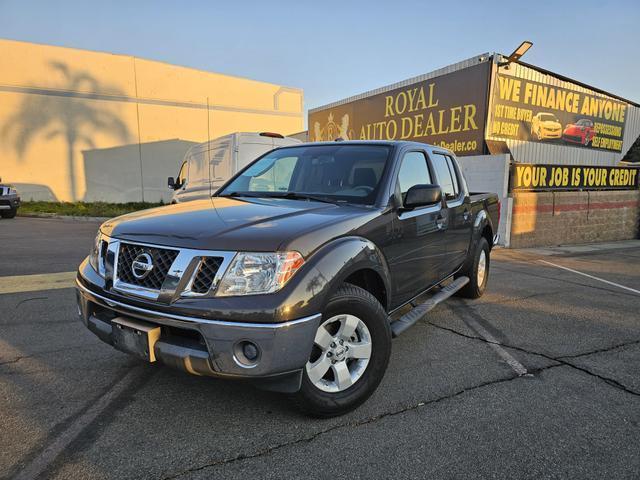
[343,268,388,311]
[292,236,393,314]
[473,209,494,250]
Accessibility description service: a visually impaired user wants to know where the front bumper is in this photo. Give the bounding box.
[76,277,321,392]
[562,134,583,144]
[0,194,20,210]
[540,129,562,139]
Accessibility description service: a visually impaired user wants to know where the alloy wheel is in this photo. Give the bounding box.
[477,249,487,287]
[305,314,372,393]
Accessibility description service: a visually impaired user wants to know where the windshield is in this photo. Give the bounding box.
[219,144,391,205]
[539,114,558,122]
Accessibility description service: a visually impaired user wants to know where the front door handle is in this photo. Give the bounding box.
[436,215,446,230]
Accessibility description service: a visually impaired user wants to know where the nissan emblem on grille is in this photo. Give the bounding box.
[131,253,154,279]
[116,243,179,290]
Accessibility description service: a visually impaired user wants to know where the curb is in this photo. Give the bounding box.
[17,213,110,222]
[516,239,640,256]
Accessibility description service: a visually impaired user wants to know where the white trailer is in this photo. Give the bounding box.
[169,132,301,203]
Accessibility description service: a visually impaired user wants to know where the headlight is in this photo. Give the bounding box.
[88,231,104,276]
[216,251,304,296]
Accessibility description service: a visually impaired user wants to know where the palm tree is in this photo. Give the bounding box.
[2,61,131,200]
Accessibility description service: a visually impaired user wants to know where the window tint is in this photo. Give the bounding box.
[221,145,391,204]
[445,156,460,196]
[397,151,431,202]
[430,153,458,201]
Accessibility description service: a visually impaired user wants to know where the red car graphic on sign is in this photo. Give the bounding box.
[562,119,595,146]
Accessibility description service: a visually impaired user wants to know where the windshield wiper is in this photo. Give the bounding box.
[219,191,338,204]
[266,192,338,204]
[217,191,263,198]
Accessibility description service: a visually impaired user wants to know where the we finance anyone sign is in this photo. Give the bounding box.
[489,70,627,152]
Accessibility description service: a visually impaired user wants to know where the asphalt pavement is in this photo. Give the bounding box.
[1,217,639,479]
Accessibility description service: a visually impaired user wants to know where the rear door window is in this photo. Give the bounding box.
[430,153,459,202]
[445,156,460,197]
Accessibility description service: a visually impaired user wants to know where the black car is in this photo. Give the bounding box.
[76,141,499,416]
[0,180,20,219]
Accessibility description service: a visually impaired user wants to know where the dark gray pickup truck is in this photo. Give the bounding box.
[0,179,20,219]
[76,141,499,416]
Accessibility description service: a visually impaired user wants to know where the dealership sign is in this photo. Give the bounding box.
[308,62,491,155]
[511,163,639,191]
[488,70,627,152]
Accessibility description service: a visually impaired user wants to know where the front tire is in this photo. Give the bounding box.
[456,237,490,299]
[292,284,391,417]
[1,207,17,219]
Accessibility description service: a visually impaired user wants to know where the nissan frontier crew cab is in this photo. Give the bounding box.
[76,141,499,417]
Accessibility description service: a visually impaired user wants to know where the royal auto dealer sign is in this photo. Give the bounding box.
[308,62,491,156]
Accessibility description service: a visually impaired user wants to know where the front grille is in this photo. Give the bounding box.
[191,257,223,294]
[116,243,179,290]
[563,134,581,142]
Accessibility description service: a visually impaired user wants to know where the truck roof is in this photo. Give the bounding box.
[276,140,455,155]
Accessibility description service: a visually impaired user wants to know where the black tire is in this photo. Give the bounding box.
[456,237,490,299]
[292,284,391,417]
[1,208,17,219]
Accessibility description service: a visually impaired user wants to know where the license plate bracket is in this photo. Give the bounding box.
[112,317,161,362]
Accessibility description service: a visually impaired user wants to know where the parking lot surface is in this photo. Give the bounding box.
[1,217,639,479]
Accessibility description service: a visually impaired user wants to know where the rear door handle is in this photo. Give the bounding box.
[463,210,471,222]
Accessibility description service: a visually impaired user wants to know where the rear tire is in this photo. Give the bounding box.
[292,284,391,417]
[456,237,490,299]
[1,208,17,219]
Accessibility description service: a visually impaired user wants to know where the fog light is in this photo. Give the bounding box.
[243,342,259,361]
[233,340,261,368]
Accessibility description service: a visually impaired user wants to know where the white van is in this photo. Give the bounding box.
[168,132,301,203]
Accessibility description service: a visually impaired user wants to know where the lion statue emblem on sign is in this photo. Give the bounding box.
[312,112,353,141]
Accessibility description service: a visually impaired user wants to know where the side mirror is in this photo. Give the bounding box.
[403,184,442,210]
[168,177,177,189]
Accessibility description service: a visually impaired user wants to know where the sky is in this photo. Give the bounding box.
[2,0,639,118]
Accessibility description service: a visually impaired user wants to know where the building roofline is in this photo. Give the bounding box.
[309,51,640,114]
[514,58,639,107]
[0,37,303,93]
[308,53,492,113]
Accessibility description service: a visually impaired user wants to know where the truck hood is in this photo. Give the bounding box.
[100,197,380,257]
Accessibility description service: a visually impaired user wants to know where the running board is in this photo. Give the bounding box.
[390,276,469,337]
